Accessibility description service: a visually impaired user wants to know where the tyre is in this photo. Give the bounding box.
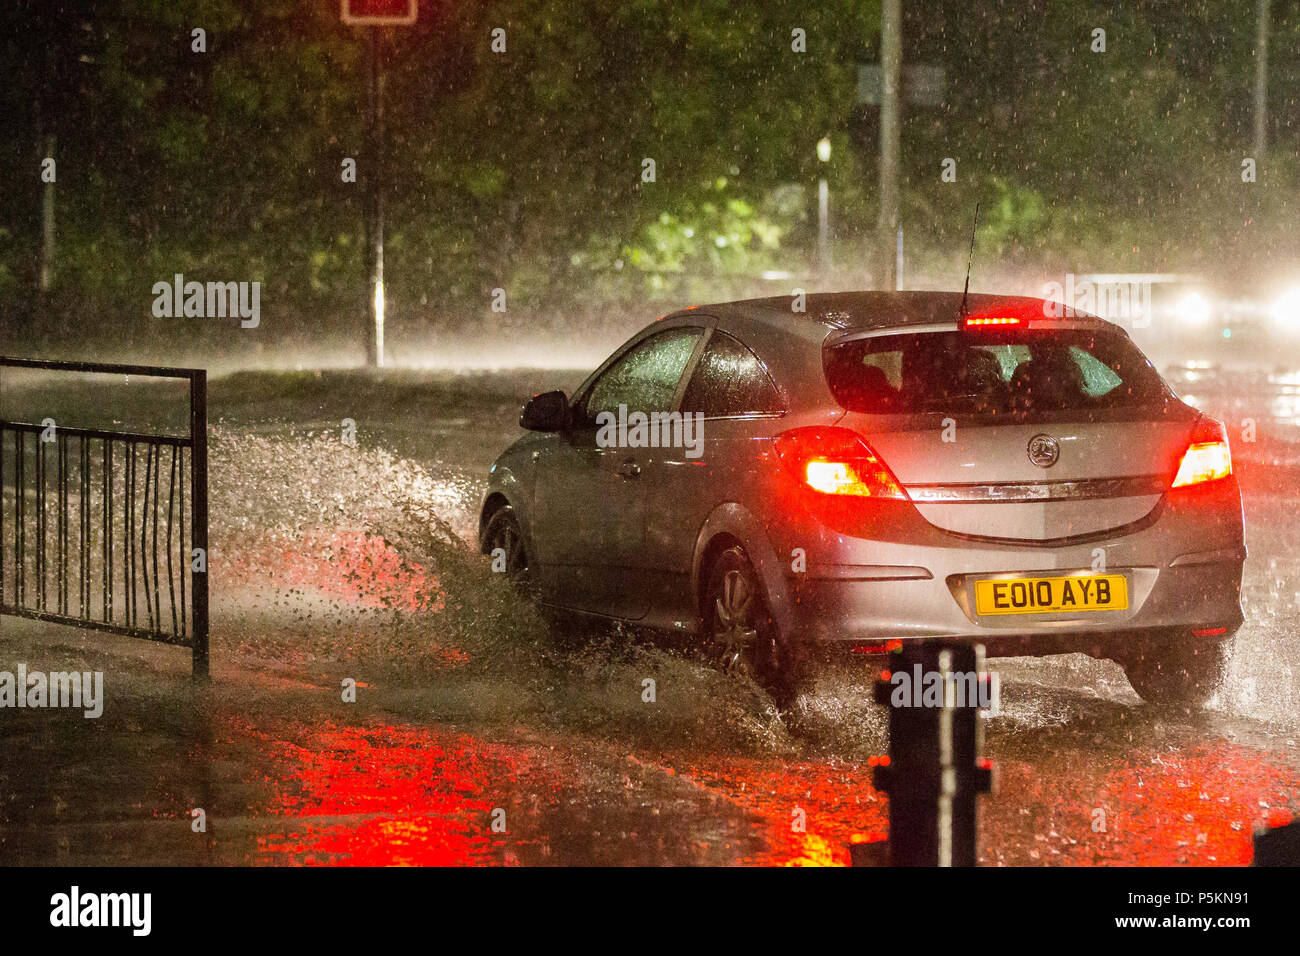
[485,505,595,648]
[703,546,801,706]
[1121,636,1228,709]
[483,505,531,588]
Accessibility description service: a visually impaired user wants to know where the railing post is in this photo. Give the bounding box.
[189,369,209,680]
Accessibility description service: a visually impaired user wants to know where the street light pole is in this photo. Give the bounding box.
[343,1,416,369]
[1255,0,1270,158]
[876,0,902,291]
[896,224,904,291]
[364,27,385,368]
[817,136,832,274]
[40,134,55,293]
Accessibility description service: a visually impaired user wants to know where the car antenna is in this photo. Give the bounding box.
[959,201,981,320]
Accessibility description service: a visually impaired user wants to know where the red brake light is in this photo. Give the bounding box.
[805,460,864,494]
[962,316,1022,329]
[1171,418,1232,488]
[774,427,908,500]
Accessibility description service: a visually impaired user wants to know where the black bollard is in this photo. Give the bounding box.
[1254,816,1300,866]
[862,641,996,867]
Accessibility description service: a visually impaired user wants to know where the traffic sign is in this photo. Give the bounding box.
[858,63,946,107]
[341,0,417,26]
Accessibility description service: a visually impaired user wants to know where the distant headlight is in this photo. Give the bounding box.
[1179,292,1212,325]
[1270,288,1300,330]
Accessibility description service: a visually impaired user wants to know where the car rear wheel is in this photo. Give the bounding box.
[1120,637,1228,709]
[703,547,797,706]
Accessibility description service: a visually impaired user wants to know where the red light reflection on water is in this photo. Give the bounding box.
[230,718,1299,866]
[239,719,560,866]
[990,741,1300,866]
[646,754,887,866]
[656,739,1299,867]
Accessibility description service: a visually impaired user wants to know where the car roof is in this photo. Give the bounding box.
[685,290,1105,336]
[660,291,1114,414]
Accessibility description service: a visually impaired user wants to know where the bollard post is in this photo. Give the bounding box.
[1254,816,1300,866]
[860,641,995,866]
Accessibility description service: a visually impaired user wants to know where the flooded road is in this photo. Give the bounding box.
[1,363,1298,866]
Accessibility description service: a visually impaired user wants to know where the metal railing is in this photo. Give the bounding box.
[0,358,209,677]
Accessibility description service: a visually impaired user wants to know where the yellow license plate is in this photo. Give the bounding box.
[974,574,1128,616]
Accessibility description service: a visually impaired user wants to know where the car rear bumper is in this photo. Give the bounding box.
[778,480,1245,655]
[788,554,1243,653]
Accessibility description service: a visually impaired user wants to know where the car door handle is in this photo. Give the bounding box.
[617,458,641,479]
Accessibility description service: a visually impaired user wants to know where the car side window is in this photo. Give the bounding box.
[576,327,703,428]
[680,331,784,417]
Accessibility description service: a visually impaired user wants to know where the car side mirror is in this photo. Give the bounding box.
[520,389,570,432]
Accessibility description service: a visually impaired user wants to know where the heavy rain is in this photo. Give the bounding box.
[0,0,1298,929]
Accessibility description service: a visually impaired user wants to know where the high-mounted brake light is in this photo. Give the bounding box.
[1171,418,1233,488]
[962,316,1022,329]
[774,427,909,500]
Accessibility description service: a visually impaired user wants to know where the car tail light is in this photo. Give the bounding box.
[773,427,908,499]
[1171,417,1233,488]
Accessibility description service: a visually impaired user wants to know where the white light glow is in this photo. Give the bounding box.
[1179,292,1211,325]
[1271,287,1300,331]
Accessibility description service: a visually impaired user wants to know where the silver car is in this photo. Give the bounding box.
[480,292,1245,707]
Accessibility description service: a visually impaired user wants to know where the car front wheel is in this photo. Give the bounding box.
[483,505,530,587]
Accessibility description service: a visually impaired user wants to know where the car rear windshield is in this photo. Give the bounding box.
[823,327,1170,417]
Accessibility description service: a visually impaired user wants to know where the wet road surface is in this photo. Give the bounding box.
[1,363,1298,865]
